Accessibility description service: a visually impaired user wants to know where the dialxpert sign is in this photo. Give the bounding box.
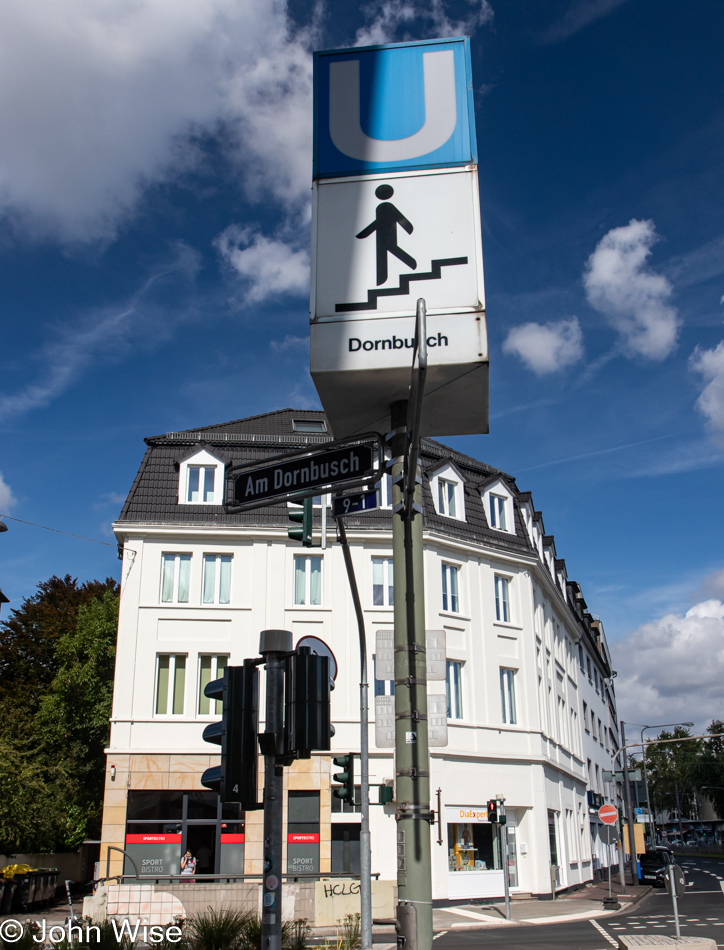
[309,37,489,440]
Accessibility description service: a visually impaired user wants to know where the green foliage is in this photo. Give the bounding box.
[182,909,308,950]
[0,575,119,853]
[285,919,311,950]
[55,920,133,950]
[694,720,724,818]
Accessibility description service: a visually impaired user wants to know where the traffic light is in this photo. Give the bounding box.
[333,754,355,804]
[284,648,334,757]
[487,799,498,822]
[288,497,313,546]
[201,662,261,809]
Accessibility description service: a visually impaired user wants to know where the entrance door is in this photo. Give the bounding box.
[185,824,217,875]
[548,810,560,888]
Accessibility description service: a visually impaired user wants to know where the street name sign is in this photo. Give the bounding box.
[599,804,618,825]
[332,488,379,517]
[224,437,381,513]
[310,37,488,440]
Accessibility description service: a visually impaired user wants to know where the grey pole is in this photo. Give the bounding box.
[668,865,681,939]
[336,517,373,950]
[640,727,654,846]
[391,398,433,950]
[620,722,639,886]
[260,629,292,950]
[501,821,511,920]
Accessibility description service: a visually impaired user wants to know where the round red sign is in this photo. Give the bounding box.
[598,804,618,825]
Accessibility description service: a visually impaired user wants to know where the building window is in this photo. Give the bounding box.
[578,643,585,669]
[583,701,589,732]
[438,478,457,517]
[441,563,460,613]
[155,654,186,715]
[198,655,228,715]
[598,718,603,745]
[495,575,510,623]
[187,465,216,503]
[446,660,463,720]
[292,419,327,432]
[591,716,597,740]
[294,556,322,606]
[489,494,507,531]
[203,555,232,604]
[372,558,394,607]
[500,667,517,724]
[161,554,191,604]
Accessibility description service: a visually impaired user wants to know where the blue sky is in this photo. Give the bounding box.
[1,0,723,730]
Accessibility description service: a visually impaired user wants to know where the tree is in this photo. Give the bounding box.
[645,727,702,822]
[694,720,724,819]
[36,589,120,837]
[0,574,118,715]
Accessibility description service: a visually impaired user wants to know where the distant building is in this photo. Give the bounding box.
[103,409,619,900]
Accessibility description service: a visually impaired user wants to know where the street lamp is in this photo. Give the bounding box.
[0,517,8,533]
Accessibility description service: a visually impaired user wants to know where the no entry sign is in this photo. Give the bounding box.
[599,804,618,825]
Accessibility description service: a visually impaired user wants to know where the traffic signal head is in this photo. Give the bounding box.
[333,754,355,803]
[284,648,334,756]
[201,662,261,809]
[487,799,498,822]
[288,498,313,546]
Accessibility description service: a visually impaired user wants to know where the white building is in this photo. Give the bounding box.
[102,409,619,902]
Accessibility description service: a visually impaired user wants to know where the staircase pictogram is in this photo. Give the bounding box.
[335,256,468,313]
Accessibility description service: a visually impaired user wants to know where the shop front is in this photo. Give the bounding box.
[445,805,518,900]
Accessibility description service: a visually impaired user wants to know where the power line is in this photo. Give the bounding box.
[0,513,116,548]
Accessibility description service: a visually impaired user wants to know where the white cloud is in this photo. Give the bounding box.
[270,335,308,353]
[542,0,629,43]
[215,225,309,304]
[584,219,680,361]
[613,599,724,730]
[690,340,724,444]
[0,0,317,242]
[0,245,199,422]
[694,568,724,601]
[502,317,584,375]
[0,471,17,511]
[355,0,493,47]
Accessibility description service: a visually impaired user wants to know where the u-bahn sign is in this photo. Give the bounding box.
[224,437,382,512]
[310,37,488,441]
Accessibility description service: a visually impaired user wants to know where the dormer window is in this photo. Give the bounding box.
[292,419,327,433]
[482,479,515,535]
[187,465,215,503]
[178,448,225,506]
[429,463,466,521]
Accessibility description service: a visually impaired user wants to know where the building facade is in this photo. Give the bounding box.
[102,409,619,901]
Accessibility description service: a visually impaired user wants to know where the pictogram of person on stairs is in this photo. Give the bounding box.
[356,184,417,286]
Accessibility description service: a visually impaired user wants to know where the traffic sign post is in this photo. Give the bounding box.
[598,805,619,908]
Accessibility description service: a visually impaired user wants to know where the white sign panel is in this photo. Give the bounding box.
[375,629,395,681]
[375,695,395,748]
[426,630,446,681]
[428,694,448,747]
[312,168,485,321]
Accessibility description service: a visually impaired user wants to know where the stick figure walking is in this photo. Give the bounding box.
[356,184,417,286]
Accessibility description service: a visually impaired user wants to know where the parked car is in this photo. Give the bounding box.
[639,849,676,887]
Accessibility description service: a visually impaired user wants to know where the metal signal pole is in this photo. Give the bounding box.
[391,299,433,950]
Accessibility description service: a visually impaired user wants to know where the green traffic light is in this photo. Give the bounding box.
[288,497,313,546]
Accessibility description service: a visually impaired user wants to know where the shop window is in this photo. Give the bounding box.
[372,557,394,607]
[161,554,191,604]
[500,667,517,725]
[155,654,186,716]
[446,660,463,720]
[442,563,460,613]
[494,574,510,623]
[448,820,500,872]
[198,655,228,715]
[332,825,361,874]
[203,555,232,604]
[294,556,322,606]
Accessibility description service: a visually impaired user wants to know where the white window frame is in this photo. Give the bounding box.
[197,654,229,716]
[441,562,460,614]
[494,573,512,624]
[500,667,518,724]
[202,554,232,605]
[372,557,394,607]
[429,463,466,521]
[178,448,225,506]
[154,653,187,716]
[446,659,464,720]
[293,555,323,606]
[482,478,515,535]
[373,655,395,697]
[161,553,192,604]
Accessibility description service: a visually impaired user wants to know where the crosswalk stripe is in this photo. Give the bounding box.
[591,919,618,947]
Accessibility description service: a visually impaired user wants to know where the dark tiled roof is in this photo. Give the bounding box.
[118,410,532,557]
